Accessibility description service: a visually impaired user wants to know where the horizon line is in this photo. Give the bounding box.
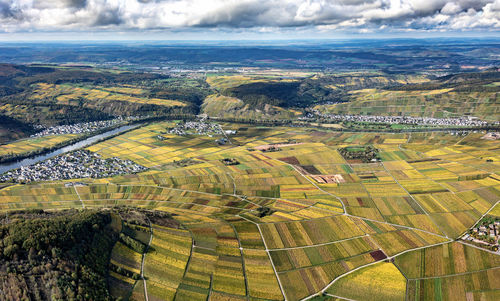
[1,36,500,43]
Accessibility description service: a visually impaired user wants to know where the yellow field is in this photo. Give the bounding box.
[327,262,407,301]
[0,134,81,157]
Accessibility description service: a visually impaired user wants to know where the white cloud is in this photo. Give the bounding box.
[441,2,462,15]
[0,0,498,33]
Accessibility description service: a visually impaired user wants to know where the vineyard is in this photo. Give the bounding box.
[315,89,500,121]
[0,133,81,158]
[31,83,187,108]
[0,122,499,300]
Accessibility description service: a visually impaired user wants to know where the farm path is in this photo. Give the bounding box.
[73,186,85,208]
[324,292,357,301]
[380,161,449,238]
[148,129,285,169]
[454,132,471,145]
[273,157,346,211]
[141,217,153,301]
[408,265,500,281]
[272,156,450,240]
[301,240,452,301]
[226,220,250,299]
[238,213,288,300]
[459,200,500,237]
[265,147,500,301]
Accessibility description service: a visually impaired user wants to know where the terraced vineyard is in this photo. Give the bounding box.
[0,122,499,300]
[31,83,187,108]
[315,89,500,121]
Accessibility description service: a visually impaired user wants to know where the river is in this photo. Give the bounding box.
[0,124,140,174]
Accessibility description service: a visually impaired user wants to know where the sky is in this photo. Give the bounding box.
[0,0,499,40]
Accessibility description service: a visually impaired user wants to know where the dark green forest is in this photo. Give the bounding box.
[0,209,118,301]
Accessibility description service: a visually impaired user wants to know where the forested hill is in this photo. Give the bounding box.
[0,209,118,300]
[0,63,209,143]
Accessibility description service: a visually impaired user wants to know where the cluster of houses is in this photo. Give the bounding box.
[462,218,500,253]
[168,117,225,137]
[0,150,147,183]
[31,116,145,137]
[304,111,493,127]
[31,118,127,137]
[482,132,500,140]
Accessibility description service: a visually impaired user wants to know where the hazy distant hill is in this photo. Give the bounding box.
[0,39,498,72]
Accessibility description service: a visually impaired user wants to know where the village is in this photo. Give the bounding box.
[168,116,225,136]
[462,216,500,253]
[0,150,147,183]
[168,116,235,146]
[31,116,142,137]
[305,111,494,127]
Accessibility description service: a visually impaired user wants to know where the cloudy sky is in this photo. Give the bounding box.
[1,0,499,40]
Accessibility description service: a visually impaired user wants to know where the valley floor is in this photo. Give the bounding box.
[1,122,499,300]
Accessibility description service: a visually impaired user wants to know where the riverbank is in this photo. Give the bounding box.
[0,116,167,165]
[0,124,142,175]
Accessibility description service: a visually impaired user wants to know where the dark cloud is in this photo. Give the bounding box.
[1,0,499,33]
[194,3,270,27]
[92,7,123,26]
[0,0,16,18]
[0,3,10,18]
[33,0,88,9]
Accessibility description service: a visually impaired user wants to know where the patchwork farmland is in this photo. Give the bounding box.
[1,122,499,300]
